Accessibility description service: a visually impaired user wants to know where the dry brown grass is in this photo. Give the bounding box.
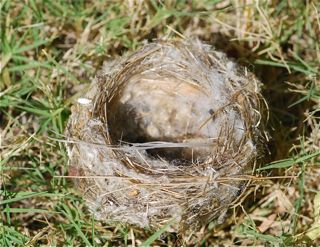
[1,1,319,246]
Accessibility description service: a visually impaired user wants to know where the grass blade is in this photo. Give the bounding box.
[140,220,175,246]
[257,150,320,171]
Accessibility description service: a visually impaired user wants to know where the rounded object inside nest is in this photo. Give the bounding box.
[66,40,266,231]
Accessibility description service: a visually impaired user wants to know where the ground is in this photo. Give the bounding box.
[1,0,319,246]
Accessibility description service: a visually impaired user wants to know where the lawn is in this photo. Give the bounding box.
[1,0,319,246]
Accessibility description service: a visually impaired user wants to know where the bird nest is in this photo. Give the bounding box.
[65,40,266,231]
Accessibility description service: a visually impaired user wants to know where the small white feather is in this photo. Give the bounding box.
[77,98,91,105]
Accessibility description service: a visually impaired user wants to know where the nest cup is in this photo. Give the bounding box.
[66,40,265,231]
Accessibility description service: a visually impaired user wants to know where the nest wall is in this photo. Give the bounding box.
[66,40,266,231]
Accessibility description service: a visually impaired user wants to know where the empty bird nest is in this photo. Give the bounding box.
[65,39,267,232]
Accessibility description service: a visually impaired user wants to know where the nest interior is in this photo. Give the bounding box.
[66,40,265,231]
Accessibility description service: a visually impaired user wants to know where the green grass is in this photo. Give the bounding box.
[1,0,319,246]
